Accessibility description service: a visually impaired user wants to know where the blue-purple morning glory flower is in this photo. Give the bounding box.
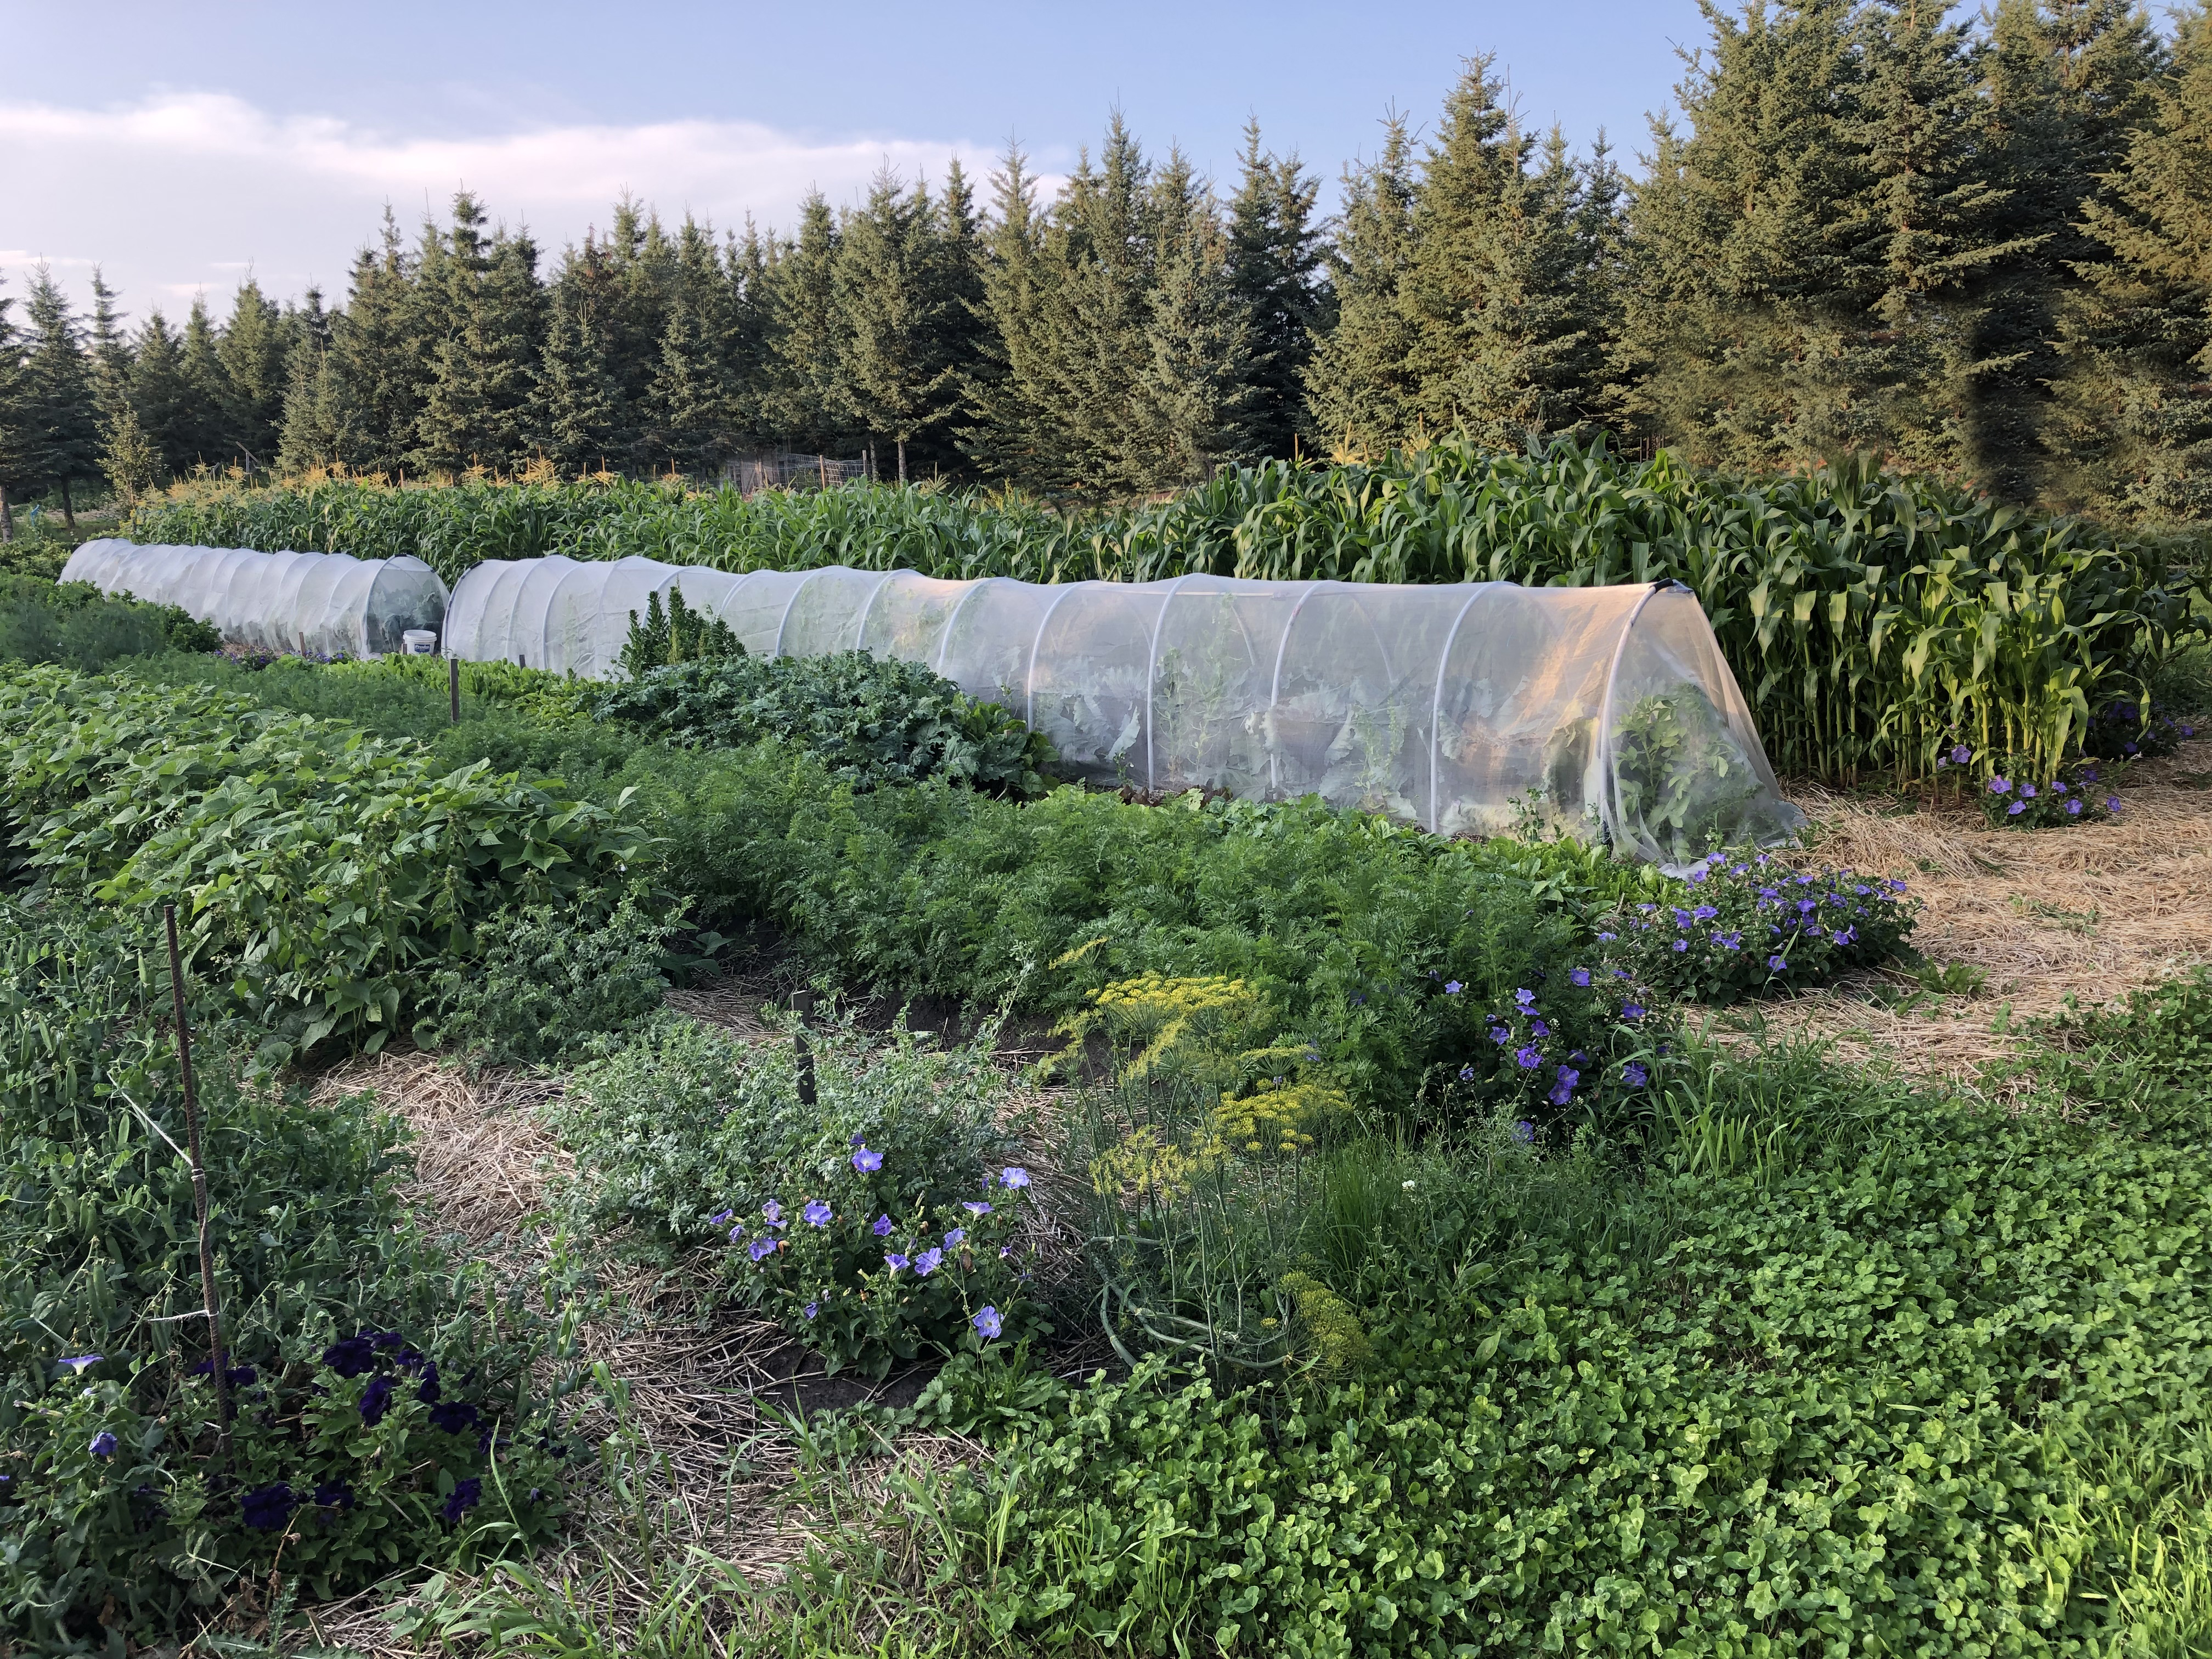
[803,1301,820,1320]
[89,1430,117,1459]
[913,1248,944,1276]
[885,1252,910,1272]
[973,1306,1003,1340]
[963,1201,992,1216]
[748,1238,777,1262]
[1530,1018,1550,1037]
[1621,1003,1644,1020]
[1989,776,2011,794]
[945,1228,967,1247]
[59,1355,102,1374]
[852,1146,885,1173]
[1000,1167,1031,1189]
[2108,795,2122,811]
[707,1209,734,1227]
[1488,1025,1510,1045]
[1459,1065,1476,1081]
[1514,988,1537,1008]
[761,1200,785,1229]
[1512,1120,1537,1144]
[1515,1045,1543,1070]
[1769,955,1788,971]
[803,1200,832,1227]
[1570,968,1592,987]
[1547,1068,1578,1106]
[873,1214,894,1236]
[2008,800,2026,815]
[1622,1062,1649,1087]
[1443,980,1463,995]
[2068,799,2083,816]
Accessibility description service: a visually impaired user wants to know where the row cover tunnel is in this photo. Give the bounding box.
[62,541,1805,865]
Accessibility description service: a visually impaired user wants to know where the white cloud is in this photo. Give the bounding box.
[0,91,1006,317]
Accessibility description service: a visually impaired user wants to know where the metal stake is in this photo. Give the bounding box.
[163,905,231,1459]
[793,989,817,1108]
[449,654,460,724]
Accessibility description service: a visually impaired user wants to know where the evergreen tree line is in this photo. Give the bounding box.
[2,0,2207,533]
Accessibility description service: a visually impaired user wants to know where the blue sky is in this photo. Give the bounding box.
[2,0,1714,320]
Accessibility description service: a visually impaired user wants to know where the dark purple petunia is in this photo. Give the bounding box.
[430,1399,481,1434]
[322,1335,376,1378]
[416,1363,442,1406]
[314,1480,355,1509]
[441,1477,483,1524]
[241,1483,297,1532]
[359,1375,396,1426]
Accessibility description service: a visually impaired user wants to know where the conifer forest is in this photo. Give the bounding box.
[2,0,2209,527]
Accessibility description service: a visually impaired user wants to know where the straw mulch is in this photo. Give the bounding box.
[1749,738,2212,1081]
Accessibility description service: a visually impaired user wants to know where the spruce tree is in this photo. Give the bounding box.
[2049,0,2212,522]
[0,275,24,541]
[958,142,1055,482]
[1227,120,1328,459]
[18,265,99,523]
[216,278,291,472]
[921,159,990,479]
[177,294,237,470]
[325,212,431,476]
[646,216,741,476]
[837,168,961,483]
[1023,117,1163,496]
[416,193,548,475]
[1620,0,1882,471]
[765,191,850,453]
[1980,0,2165,503]
[539,232,631,473]
[276,286,349,471]
[84,269,133,417]
[1135,151,1261,486]
[723,219,777,449]
[1303,115,1421,455]
[1401,60,1618,449]
[127,312,196,477]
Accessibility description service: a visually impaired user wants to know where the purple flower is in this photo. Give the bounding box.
[761,1200,785,1229]
[2067,799,2083,816]
[1951,743,1971,764]
[1514,988,1537,1008]
[885,1252,910,1273]
[972,1306,1004,1340]
[850,1132,868,1148]
[803,1301,820,1320]
[1597,931,1617,943]
[2007,800,2025,816]
[1570,968,1592,988]
[314,1480,354,1509]
[2051,781,2068,794]
[1621,1062,1649,1087]
[242,1483,297,1532]
[963,1201,992,1216]
[2020,782,2038,799]
[1515,1045,1543,1069]
[1443,980,1463,995]
[1459,1065,1476,1081]
[1769,955,1788,972]
[1488,1025,1510,1045]
[1530,1018,1551,1037]
[323,1335,376,1378]
[429,1399,480,1435]
[1798,898,1817,914]
[1672,939,1689,952]
[1000,1167,1031,1189]
[803,1200,833,1227]
[1692,905,1718,922]
[852,1147,885,1173]
[1621,1003,1644,1020]
[707,1208,734,1227]
[89,1430,118,1459]
[441,1478,482,1525]
[59,1355,102,1374]
[359,1375,395,1425]
[945,1228,967,1248]
[1548,1066,1579,1105]
[873,1214,895,1236]
[748,1238,777,1262]
[1512,1120,1537,1144]
[729,1224,746,1243]
[2108,795,2122,811]
[1989,776,2012,794]
[913,1248,944,1276]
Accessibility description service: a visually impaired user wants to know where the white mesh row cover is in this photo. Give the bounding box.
[61,539,449,661]
[442,558,1804,865]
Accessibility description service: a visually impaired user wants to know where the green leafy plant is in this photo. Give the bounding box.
[593,651,1058,797]
[615,585,743,678]
[413,887,677,1066]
